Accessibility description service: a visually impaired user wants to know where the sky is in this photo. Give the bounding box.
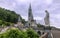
[0,0,60,28]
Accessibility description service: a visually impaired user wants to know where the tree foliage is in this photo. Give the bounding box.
[26,28,39,38]
[0,7,26,26]
[0,7,19,23]
[0,28,39,38]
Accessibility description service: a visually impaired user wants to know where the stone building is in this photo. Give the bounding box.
[14,16,23,30]
[28,4,37,27]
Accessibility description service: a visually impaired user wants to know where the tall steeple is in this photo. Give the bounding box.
[28,4,33,20]
[28,4,34,27]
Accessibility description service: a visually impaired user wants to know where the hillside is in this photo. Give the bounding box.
[0,7,26,26]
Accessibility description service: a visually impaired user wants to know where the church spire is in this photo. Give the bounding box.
[29,4,31,11]
[28,4,34,27]
[28,4,33,21]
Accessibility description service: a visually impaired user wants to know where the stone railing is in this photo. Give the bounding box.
[39,33,48,38]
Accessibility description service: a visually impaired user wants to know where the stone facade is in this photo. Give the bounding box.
[28,4,37,27]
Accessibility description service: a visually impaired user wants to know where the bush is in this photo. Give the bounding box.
[0,28,39,38]
[7,29,28,38]
[26,28,39,38]
[0,20,3,26]
[0,20,13,27]
[0,28,28,38]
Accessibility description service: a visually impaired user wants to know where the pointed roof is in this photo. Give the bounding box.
[18,16,21,22]
[28,4,34,20]
[29,4,32,11]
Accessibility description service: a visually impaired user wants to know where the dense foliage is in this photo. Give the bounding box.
[0,8,19,23]
[0,20,14,27]
[0,28,39,38]
[0,7,26,26]
[26,28,39,38]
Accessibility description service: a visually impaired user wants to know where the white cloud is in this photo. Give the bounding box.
[22,16,43,21]
[34,16,43,20]
[50,14,60,19]
[22,16,28,21]
[0,0,16,10]
[0,0,60,28]
[15,0,31,4]
[53,15,60,19]
[50,14,60,28]
[45,0,53,5]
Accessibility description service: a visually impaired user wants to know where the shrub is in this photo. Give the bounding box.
[0,28,39,38]
[0,20,3,26]
[26,28,39,38]
[0,28,28,38]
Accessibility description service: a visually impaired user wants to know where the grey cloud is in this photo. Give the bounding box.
[0,0,60,28]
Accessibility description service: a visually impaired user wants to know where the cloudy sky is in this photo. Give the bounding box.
[0,0,60,28]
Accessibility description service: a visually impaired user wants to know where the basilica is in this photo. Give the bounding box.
[14,4,51,36]
[16,4,38,29]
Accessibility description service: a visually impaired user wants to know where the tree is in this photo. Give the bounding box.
[0,7,26,26]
